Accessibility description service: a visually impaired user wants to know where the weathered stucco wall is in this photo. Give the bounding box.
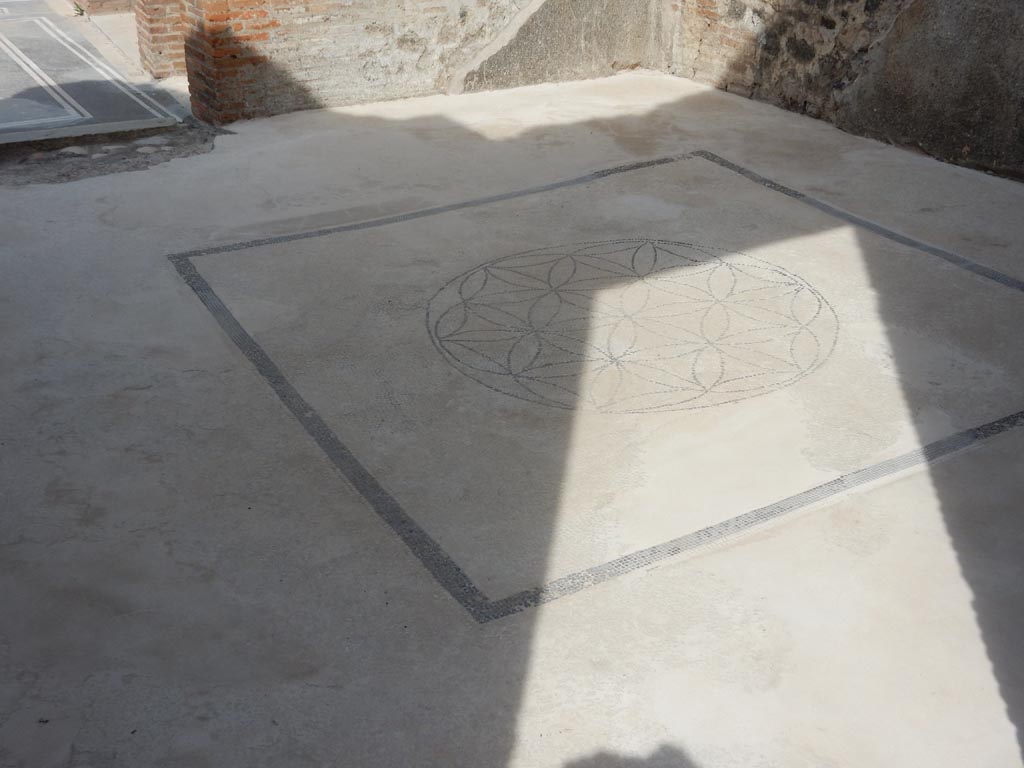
[839,1,1024,176]
[458,0,663,93]
[665,0,1024,175]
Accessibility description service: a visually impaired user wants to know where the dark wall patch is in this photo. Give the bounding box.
[671,0,1023,173]
[786,36,816,61]
[838,0,1024,175]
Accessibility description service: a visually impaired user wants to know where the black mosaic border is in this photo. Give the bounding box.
[168,150,1024,623]
[692,150,1024,293]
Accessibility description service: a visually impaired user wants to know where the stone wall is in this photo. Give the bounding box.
[838,1,1024,176]
[665,0,1024,175]
[666,0,906,116]
[458,0,663,93]
[138,0,663,122]
[176,0,538,122]
[131,0,1023,174]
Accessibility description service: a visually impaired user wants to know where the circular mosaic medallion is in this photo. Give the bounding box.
[427,239,838,413]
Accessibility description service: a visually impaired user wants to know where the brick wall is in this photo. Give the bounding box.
[135,0,186,78]
[179,0,272,123]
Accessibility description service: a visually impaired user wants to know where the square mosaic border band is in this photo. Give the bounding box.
[169,150,1024,623]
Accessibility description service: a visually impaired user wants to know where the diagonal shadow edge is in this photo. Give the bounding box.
[169,254,495,619]
[694,151,1024,292]
[167,149,1024,623]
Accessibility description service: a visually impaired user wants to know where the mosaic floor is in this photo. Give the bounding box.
[0,0,175,143]
[172,150,1024,620]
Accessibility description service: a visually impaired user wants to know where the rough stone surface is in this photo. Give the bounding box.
[461,0,661,92]
[666,0,907,113]
[837,0,1024,176]
[664,0,1024,175]
[0,122,219,186]
[134,135,172,145]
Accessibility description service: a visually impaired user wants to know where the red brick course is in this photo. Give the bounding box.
[135,0,187,78]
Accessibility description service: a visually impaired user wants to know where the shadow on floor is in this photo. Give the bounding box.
[566,746,700,768]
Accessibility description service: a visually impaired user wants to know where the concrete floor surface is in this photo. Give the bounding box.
[2,72,1023,767]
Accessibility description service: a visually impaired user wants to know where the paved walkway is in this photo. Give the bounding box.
[0,0,177,143]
